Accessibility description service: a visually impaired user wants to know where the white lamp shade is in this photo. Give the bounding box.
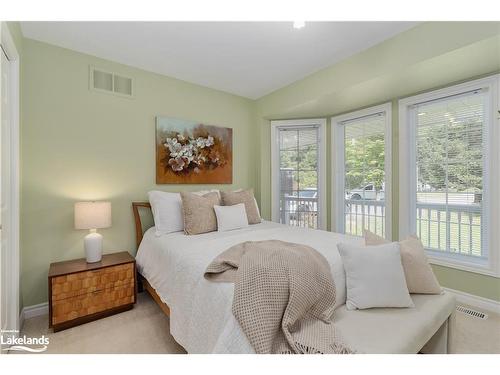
[74,201,112,230]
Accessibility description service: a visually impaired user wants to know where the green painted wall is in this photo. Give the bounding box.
[255,22,500,301]
[21,38,257,307]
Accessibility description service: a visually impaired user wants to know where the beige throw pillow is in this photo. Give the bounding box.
[180,192,221,235]
[220,189,261,224]
[364,230,442,294]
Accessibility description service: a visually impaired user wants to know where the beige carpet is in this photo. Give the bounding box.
[15,292,500,354]
[16,293,186,354]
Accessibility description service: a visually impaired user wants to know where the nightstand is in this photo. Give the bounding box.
[48,251,136,332]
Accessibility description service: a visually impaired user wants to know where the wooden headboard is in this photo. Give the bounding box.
[132,202,153,248]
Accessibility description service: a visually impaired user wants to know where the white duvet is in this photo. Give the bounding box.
[135,221,362,353]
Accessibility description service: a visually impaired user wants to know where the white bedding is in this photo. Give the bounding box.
[135,221,363,353]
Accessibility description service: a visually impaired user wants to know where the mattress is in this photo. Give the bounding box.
[135,221,455,353]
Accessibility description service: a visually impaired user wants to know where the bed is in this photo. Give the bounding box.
[132,202,456,354]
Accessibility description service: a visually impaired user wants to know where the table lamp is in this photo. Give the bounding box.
[74,201,112,263]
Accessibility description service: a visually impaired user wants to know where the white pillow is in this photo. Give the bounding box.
[337,242,414,310]
[214,204,249,232]
[148,191,184,236]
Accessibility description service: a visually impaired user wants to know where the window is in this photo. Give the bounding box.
[271,119,326,229]
[399,75,500,276]
[332,103,392,239]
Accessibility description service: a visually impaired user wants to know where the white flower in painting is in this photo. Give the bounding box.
[206,136,214,147]
[163,132,220,173]
[180,146,194,163]
[168,157,185,171]
[196,137,206,148]
[164,137,183,156]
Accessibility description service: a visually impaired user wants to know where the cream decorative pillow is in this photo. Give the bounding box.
[180,192,221,235]
[220,189,261,224]
[193,189,220,197]
[364,230,442,294]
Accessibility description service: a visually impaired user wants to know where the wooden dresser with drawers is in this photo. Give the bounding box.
[48,252,136,332]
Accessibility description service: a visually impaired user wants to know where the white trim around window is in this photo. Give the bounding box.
[331,103,392,240]
[270,118,327,230]
[399,74,500,277]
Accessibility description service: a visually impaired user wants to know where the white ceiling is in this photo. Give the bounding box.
[20,22,419,99]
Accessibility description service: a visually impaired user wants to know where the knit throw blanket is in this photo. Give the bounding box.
[204,240,354,354]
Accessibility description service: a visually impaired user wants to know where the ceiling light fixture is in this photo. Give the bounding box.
[293,21,305,29]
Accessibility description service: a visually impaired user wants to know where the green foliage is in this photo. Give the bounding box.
[417,120,482,192]
[280,145,317,189]
[345,135,385,190]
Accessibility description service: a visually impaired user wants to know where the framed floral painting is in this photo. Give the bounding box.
[156,117,233,184]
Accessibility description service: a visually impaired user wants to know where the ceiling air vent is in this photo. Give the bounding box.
[90,66,133,98]
[456,305,488,320]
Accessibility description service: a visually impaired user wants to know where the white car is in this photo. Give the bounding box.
[346,183,384,200]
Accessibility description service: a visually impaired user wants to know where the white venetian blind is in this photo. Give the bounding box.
[277,126,320,229]
[413,89,487,259]
[342,113,386,237]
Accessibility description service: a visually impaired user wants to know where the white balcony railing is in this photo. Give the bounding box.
[280,196,483,258]
[344,198,482,257]
[280,195,319,229]
[344,199,386,237]
[416,202,482,257]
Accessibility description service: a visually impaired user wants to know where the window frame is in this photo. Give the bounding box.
[398,74,500,277]
[331,103,393,240]
[270,118,327,230]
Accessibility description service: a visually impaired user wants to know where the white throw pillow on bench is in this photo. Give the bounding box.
[337,242,414,310]
[214,203,249,232]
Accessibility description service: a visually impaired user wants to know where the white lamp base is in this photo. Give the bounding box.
[84,230,103,263]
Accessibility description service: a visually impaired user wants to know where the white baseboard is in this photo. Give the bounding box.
[443,287,500,314]
[19,302,48,329]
